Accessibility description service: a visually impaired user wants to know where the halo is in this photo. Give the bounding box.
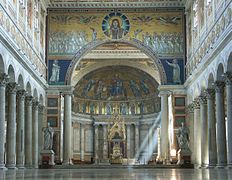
[109,16,122,27]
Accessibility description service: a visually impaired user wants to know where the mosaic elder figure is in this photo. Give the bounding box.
[49,60,60,82]
[166,59,181,84]
[44,123,54,150]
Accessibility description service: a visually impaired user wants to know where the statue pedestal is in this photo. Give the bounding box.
[40,149,55,167]
[177,149,191,165]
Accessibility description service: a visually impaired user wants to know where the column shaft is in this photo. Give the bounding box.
[32,101,39,168]
[135,124,140,156]
[215,81,227,167]
[186,104,194,163]
[63,94,72,164]
[80,124,85,161]
[0,74,7,169]
[199,95,208,167]
[103,125,108,159]
[225,73,232,166]
[193,98,201,167]
[25,96,33,167]
[206,89,217,167]
[38,105,45,165]
[16,90,26,168]
[94,125,99,162]
[160,93,169,160]
[127,125,131,159]
[6,83,17,168]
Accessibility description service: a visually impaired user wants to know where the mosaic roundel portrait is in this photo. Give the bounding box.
[102,12,130,39]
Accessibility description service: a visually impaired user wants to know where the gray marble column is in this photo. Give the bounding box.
[205,89,217,167]
[63,94,72,164]
[160,92,169,160]
[25,96,33,168]
[199,94,208,167]
[135,124,140,156]
[32,101,39,168]
[193,98,201,167]
[38,105,45,165]
[94,124,99,163]
[6,82,18,169]
[186,103,194,163]
[0,73,8,169]
[80,124,85,161]
[16,90,26,168]
[214,81,227,167]
[127,124,131,159]
[103,124,108,160]
[224,72,232,167]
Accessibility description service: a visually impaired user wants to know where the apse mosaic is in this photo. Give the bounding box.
[73,66,159,100]
[47,9,184,56]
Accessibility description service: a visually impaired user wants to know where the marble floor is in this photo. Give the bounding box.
[0,168,232,180]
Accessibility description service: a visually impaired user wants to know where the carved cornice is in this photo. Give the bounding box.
[7,82,18,94]
[214,81,225,93]
[0,73,9,87]
[193,98,200,109]
[223,72,232,86]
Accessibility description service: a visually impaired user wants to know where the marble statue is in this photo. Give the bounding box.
[49,60,60,82]
[166,59,181,84]
[176,122,190,151]
[43,123,54,150]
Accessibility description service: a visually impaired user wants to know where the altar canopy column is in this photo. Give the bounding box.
[214,81,227,167]
[205,89,217,167]
[80,124,85,161]
[224,73,232,167]
[16,90,26,168]
[103,124,108,160]
[63,93,72,164]
[199,94,208,167]
[25,96,33,168]
[94,124,99,163]
[193,98,201,167]
[0,73,8,169]
[127,124,131,159]
[160,92,169,160]
[6,83,18,169]
[32,101,39,168]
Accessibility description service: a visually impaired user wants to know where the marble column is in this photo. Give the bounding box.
[214,81,227,167]
[193,98,201,167]
[94,124,99,163]
[25,96,33,168]
[63,94,72,164]
[0,73,8,169]
[32,101,39,168]
[160,92,169,160]
[205,89,217,167]
[38,105,45,165]
[186,103,194,163]
[6,82,18,169]
[16,90,26,168]
[80,124,85,161]
[135,124,140,156]
[224,72,232,167]
[199,94,208,167]
[126,124,131,159]
[103,125,108,159]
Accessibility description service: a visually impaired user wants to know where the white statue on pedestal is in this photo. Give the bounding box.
[43,122,54,150]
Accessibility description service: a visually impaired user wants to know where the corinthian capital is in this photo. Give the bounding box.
[0,73,9,86]
[25,96,34,106]
[193,98,200,109]
[223,72,232,85]
[17,90,27,101]
[7,82,18,94]
[214,81,225,93]
[205,88,215,99]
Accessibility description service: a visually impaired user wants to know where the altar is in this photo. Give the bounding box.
[107,112,126,164]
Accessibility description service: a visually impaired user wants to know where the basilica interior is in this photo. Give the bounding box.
[0,0,232,179]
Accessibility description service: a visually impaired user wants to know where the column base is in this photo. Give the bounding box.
[227,164,232,169]
[5,164,17,170]
[216,164,227,168]
[0,166,7,171]
[194,164,201,169]
[206,163,216,168]
[16,164,25,169]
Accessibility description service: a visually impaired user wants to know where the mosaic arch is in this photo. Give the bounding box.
[65,39,167,85]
